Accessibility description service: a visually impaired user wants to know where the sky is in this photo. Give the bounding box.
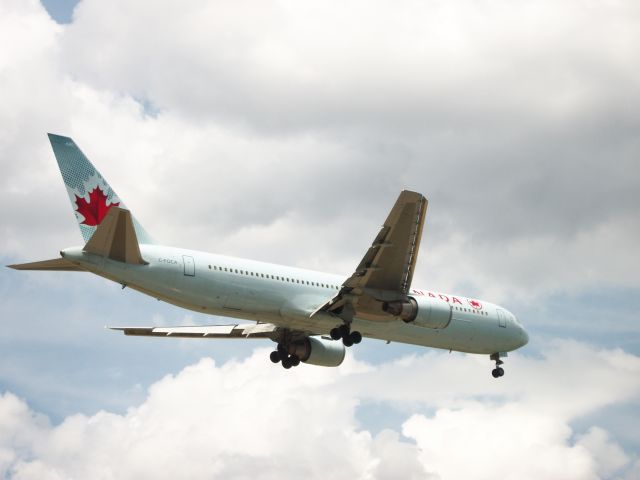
[0,0,639,478]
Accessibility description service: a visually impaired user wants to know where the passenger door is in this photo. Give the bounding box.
[497,309,507,328]
[182,255,195,276]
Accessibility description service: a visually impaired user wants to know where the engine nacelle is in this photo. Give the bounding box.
[290,336,346,367]
[383,296,452,329]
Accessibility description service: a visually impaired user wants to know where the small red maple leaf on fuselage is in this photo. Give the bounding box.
[469,300,482,309]
[75,187,119,226]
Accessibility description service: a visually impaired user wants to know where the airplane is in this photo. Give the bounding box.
[9,134,529,378]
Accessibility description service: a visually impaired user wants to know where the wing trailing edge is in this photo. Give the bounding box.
[109,323,277,339]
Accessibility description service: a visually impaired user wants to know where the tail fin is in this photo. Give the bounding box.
[48,133,153,244]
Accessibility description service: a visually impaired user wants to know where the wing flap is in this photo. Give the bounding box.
[110,323,277,339]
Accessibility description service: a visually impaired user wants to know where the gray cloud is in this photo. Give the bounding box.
[2,0,638,302]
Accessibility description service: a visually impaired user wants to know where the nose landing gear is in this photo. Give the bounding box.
[490,352,506,378]
[329,323,362,347]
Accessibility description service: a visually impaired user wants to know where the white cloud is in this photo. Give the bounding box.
[577,427,629,479]
[0,341,638,479]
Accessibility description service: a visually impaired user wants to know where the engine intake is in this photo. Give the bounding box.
[290,336,346,367]
[383,296,452,329]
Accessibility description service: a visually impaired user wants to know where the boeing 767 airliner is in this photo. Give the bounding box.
[9,134,528,377]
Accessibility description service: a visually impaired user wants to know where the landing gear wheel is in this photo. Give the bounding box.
[339,324,351,339]
[282,357,293,369]
[290,355,300,367]
[350,331,362,344]
[269,351,280,363]
[330,327,342,340]
[342,336,354,347]
[490,353,506,378]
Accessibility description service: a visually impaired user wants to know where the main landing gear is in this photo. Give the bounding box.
[329,323,362,347]
[490,352,505,378]
[270,344,301,369]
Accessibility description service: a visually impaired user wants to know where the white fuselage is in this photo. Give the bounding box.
[61,244,528,355]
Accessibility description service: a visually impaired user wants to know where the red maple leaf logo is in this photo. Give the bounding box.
[469,299,482,310]
[75,187,119,226]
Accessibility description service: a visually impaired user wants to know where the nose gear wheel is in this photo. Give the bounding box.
[490,353,506,378]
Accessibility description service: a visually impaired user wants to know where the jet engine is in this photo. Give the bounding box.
[290,336,346,367]
[383,296,452,329]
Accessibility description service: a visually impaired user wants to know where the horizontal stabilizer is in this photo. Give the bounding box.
[85,207,148,265]
[109,323,277,339]
[7,258,84,271]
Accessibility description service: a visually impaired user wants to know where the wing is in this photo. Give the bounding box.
[110,323,278,339]
[313,190,427,321]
